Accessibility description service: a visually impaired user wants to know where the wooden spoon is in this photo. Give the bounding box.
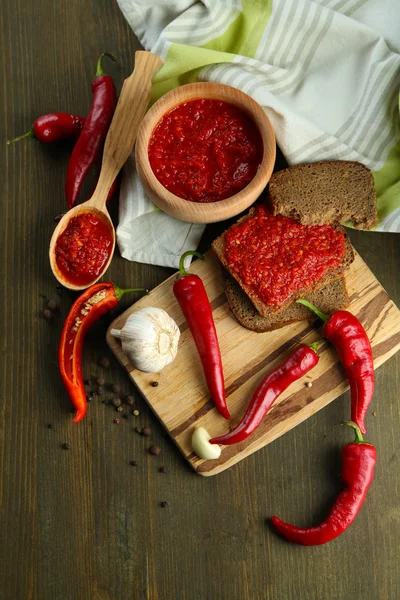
[49,51,163,290]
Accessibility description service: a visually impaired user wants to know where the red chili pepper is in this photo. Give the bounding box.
[54,154,119,222]
[59,282,147,423]
[65,53,117,210]
[297,300,374,434]
[7,113,85,144]
[210,343,319,445]
[271,422,376,545]
[173,251,229,419]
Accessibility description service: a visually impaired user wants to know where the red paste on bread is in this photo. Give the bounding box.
[55,212,113,286]
[148,99,263,203]
[224,205,345,307]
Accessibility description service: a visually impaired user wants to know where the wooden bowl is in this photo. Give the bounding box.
[135,83,276,223]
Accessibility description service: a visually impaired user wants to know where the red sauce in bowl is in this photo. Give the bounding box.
[55,212,113,286]
[225,205,345,308]
[148,99,263,203]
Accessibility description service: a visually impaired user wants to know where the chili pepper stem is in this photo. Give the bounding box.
[114,286,148,301]
[296,299,329,322]
[7,128,34,144]
[95,52,117,77]
[177,250,204,279]
[342,420,371,445]
[343,421,364,442]
[306,340,322,354]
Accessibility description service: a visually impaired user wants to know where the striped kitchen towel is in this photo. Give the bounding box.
[116,0,400,268]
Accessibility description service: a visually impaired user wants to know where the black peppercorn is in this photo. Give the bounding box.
[47,424,53,429]
[135,427,143,434]
[122,414,129,419]
[142,427,152,437]
[130,460,138,466]
[62,443,70,450]
[111,383,121,394]
[151,381,159,388]
[159,466,168,473]
[112,398,122,408]
[125,396,135,406]
[84,379,92,386]
[160,501,168,508]
[96,386,103,396]
[47,299,58,311]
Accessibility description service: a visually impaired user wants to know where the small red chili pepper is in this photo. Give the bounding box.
[297,300,374,434]
[173,251,229,419]
[271,422,376,545]
[59,282,147,423]
[65,53,117,210]
[7,113,85,144]
[54,155,119,222]
[210,342,319,445]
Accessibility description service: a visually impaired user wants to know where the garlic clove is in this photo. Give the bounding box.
[111,307,180,373]
[192,427,221,460]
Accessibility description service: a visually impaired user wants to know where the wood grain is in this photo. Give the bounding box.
[107,250,400,476]
[135,82,276,223]
[1,1,400,599]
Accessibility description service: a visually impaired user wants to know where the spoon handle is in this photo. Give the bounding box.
[90,51,163,208]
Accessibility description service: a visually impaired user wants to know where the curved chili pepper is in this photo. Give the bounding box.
[210,343,319,445]
[65,53,117,210]
[54,156,119,221]
[59,282,147,423]
[272,422,376,545]
[297,300,374,434]
[173,251,229,419]
[7,113,85,144]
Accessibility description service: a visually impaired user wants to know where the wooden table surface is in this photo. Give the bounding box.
[1,2,399,599]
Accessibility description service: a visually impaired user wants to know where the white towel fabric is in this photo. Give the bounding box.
[117,155,205,268]
[116,0,400,269]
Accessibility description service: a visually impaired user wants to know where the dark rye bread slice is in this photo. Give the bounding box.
[268,161,377,230]
[223,270,349,332]
[212,208,354,319]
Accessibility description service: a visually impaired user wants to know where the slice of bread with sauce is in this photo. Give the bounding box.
[212,160,376,331]
[212,208,354,319]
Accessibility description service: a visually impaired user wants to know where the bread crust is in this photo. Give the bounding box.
[223,270,350,332]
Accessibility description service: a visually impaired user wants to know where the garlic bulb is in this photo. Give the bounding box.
[110,307,180,373]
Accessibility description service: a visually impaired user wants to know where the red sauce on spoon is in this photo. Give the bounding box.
[55,212,113,287]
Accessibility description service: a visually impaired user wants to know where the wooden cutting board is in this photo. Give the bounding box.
[106,250,400,476]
